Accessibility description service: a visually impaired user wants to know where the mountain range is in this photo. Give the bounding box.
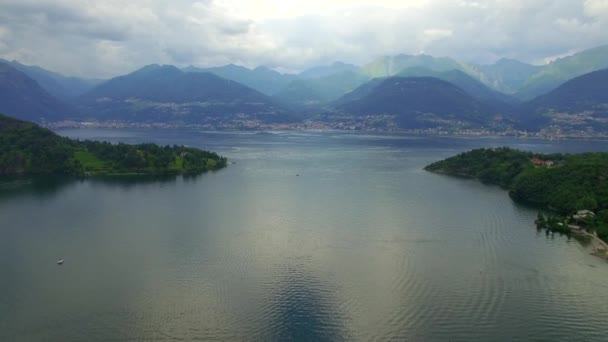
[333,77,494,129]
[519,69,608,131]
[77,64,294,125]
[183,64,297,95]
[0,62,74,122]
[514,45,608,100]
[0,59,101,100]
[1,44,608,135]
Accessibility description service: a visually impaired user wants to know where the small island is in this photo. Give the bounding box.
[0,113,227,176]
[425,147,608,256]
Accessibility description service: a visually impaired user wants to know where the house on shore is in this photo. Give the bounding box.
[531,158,554,167]
[569,210,596,232]
[573,210,595,221]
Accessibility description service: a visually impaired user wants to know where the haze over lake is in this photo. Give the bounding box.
[1,130,608,341]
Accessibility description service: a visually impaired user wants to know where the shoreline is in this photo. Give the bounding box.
[46,122,608,141]
[575,230,608,257]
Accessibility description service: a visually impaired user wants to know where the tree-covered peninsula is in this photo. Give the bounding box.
[425,147,608,242]
[0,113,227,176]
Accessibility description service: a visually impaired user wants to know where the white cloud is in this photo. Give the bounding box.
[0,0,606,78]
[585,0,608,18]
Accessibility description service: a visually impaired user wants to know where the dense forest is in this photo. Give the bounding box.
[425,147,608,241]
[0,113,227,175]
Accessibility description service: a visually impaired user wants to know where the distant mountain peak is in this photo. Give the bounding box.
[0,62,73,122]
[136,64,181,73]
[515,44,608,100]
[76,64,294,124]
[333,75,496,130]
[493,58,533,66]
[298,62,359,79]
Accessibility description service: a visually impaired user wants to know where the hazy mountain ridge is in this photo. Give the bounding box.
[273,70,371,109]
[0,59,102,100]
[361,54,470,78]
[2,44,608,135]
[0,62,74,123]
[6,43,608,103]
[183,64,297,95]
[515,45,608,100]
[77,64,295,125]
[332,76,503,129]
[470,58,542,94]
[298,62,359,79]
[397,67,517,106]
[518,69,608,131]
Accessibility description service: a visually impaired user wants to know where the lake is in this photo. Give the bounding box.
[1,129,608,341]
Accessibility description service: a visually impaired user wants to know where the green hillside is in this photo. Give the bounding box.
[426,147,608,241]
[0,113,226,176]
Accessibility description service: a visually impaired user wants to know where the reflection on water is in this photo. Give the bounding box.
[0,176,75,201]
[1,130,608,341]
[0,174,212,201]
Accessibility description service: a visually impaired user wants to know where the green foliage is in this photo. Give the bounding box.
[510,153,608,213]
[427,147,608,241]
[0,113,227,176]
[425,147,542,188]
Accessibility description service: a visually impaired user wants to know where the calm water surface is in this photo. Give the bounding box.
[1,130,608,341]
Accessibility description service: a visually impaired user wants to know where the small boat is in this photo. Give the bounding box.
[57,258,64,265]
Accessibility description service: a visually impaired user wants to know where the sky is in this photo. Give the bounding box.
[0,0,607,78]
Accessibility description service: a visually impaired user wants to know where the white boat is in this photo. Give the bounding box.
[57,258,64,265]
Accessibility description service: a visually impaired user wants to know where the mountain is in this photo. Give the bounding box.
[273,70,370,109]
[529,69,608,111]
[334,76,501,129]
[471,58,542,94]
[0,113,226,175]
[0,59,102,100]
[361,54,470,78]
[516,45,608,100]
[0,62,73,123]
[183,64,297,95]
[332,77,387,106]
[520,69,608,131]
[77,64,293,124]
[397,67,516,106]
[298,62,359,79]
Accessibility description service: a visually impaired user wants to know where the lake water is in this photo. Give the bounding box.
[1,129,608,341]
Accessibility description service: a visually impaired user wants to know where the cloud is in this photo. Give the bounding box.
[0,0,606,78]
[585,0,608,18]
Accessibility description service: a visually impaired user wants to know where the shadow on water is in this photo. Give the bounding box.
[264,264,350,341]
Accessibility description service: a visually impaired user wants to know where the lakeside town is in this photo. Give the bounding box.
[46,118,608,140]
